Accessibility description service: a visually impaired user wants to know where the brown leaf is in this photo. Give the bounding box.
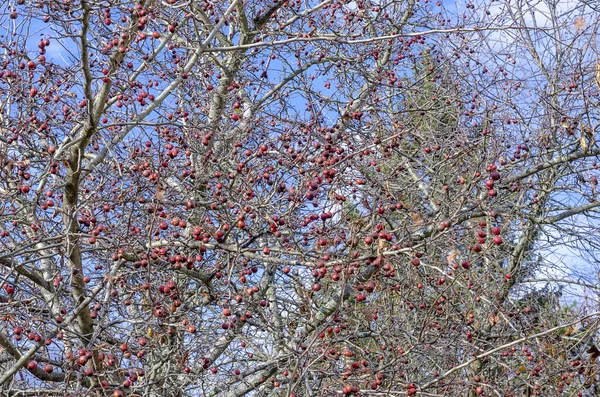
[377,238,387,255]
[587,344,600,361]
[574,16,586,30]
[564,325,573,336]
[595,63,600,91]
[411,212,424,225]
[155,183,165,201]
[488,314,501,327]
[446,249,458,265]
[580,133,588,152]
[583,124,595,149]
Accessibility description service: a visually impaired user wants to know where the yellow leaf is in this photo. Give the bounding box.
[147,328,154,338]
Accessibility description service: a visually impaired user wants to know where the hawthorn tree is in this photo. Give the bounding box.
[2,0,600,396]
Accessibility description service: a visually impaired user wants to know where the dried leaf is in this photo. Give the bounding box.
[446,249,458,265]
[595,63,600,91]
[587,344,600,361]
[583,124,595,149]
[564,325,574,336]
[155,183,165,201]
[377,238,386,255]
[574,17,586,30]
[488,314,501,326]
[411,212,424,225]
[580,133,588,151]
[539,133,550,147]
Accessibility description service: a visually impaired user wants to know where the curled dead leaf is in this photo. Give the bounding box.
[446,249,458,265]
[377,238,387,255]
[564,325,574,336]
[155,182,165,201]
[411,212,424,225]
[580,133,588,152]
[488,314,501,327]
[580,124,594,152]
[587,344,600,361]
